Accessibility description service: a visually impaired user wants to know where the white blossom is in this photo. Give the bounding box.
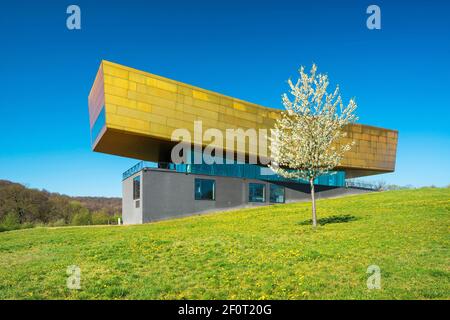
[269,64,358,226]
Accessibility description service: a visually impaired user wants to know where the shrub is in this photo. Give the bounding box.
[0,212,21,231]
[20,222,34,230]
[111,214,122,225]
[92,211,111,225]
[71,211,92,226]
[51,218,67,227]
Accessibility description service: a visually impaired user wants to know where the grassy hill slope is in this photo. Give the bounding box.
[0,188,448,300]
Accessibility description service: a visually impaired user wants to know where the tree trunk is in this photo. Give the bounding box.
[310,178,317,227]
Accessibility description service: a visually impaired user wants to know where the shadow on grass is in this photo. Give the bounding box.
[298,214,359,226]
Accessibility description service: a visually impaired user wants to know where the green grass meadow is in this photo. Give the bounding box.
[0,188,448,299]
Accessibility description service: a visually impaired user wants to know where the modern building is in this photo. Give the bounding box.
[88,61,398,224]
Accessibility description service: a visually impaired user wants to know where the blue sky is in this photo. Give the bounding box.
[0,0,449,196]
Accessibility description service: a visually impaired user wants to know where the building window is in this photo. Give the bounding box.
[270,184,285,203]
[195,179,215,200]
[249,183,265,202]
[133,176,141,200]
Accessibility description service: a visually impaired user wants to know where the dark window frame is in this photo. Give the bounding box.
[269,184,285,203]
[194,178,216,201]
[248,183,266,203]
[133,176,141,200]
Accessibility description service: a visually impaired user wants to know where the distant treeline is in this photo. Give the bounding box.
[0,180,121,232]
[345,179,418,191]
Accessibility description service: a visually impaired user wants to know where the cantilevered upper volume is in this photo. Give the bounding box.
[88,60,398,178]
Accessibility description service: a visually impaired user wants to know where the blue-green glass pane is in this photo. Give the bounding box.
[249,183,265,202]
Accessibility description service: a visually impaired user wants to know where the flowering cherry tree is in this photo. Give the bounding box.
[269,64,358,227]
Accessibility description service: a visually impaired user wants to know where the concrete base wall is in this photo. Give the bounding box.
[122,172,143,224]
[122,169,373,224]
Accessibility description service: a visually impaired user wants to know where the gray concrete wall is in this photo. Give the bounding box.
[122,169,373,224]
[140,169,270,223]
[122,172,143,224]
